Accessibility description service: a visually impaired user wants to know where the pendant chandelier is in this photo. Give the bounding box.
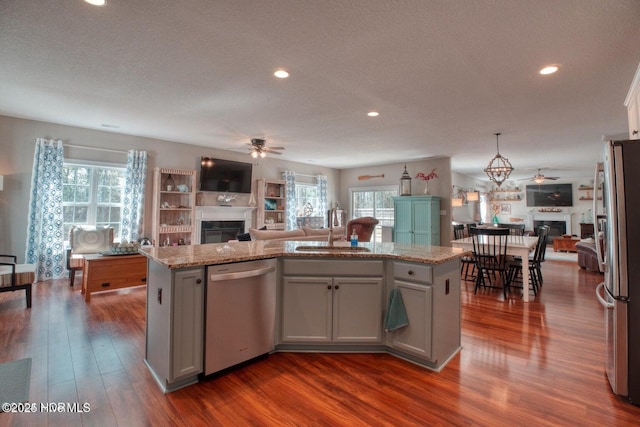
[483,132,513,187]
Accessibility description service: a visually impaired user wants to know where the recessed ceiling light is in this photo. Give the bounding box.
[540,65,559,75]
[274,69,289,79]
[85,0,106,6]
[367,111,379,117]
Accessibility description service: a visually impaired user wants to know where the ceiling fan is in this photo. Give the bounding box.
[246,138,285,159]
[522,168,560,184]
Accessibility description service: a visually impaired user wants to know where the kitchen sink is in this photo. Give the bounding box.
[295,245,371,252]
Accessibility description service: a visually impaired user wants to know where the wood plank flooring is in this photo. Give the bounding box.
[2,260,640,426]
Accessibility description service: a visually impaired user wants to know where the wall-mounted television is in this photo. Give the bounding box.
[526,183,573,207]
[200,157,252,193]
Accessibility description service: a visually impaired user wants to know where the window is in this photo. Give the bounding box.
[62,163,126,242]
[295,183,320,217]
[349,185,398,242]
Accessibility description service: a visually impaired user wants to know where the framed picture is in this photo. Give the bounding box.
[500,204,511,215]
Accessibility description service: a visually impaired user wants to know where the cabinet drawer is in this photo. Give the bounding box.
[282,259,383,276]
[394,262,432,284]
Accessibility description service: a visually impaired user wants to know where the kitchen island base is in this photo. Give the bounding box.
[141,241,465,392]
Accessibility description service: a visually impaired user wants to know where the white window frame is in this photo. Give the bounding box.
[348,185,399,242]
[63,159,126,243]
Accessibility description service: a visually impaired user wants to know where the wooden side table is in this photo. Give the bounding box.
[580,223,595,239]
[81,254,147,302]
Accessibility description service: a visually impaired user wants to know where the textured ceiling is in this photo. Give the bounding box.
[1,0,639,181]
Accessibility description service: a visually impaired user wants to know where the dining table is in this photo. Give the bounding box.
[451,234,540,302]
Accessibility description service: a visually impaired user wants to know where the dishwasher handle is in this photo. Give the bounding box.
[209,265,275,282]
[595,282,614,309]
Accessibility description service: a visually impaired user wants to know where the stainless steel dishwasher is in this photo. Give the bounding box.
[205,259,277,375]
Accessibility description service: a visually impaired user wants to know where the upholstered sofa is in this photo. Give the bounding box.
[249,226,345,242]
[576,238,602,273]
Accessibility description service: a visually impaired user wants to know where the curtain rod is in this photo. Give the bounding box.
[65,143,129,154]
[295,173,321,178]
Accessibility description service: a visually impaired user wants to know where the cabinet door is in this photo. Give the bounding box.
[393,199,413,244]
[412,199,440,245]
[333,277,383,343]
[171,269,204,381]
[391,280,433,359]
[281,276,333,342]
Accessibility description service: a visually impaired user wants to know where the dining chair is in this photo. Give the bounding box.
[465,223,478,235]
[507,226,549,295]
[453,224,475,280]
[498,223,526,236]
[470,227,510,297]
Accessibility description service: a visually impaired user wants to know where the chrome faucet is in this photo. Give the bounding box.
[327,208,334,246]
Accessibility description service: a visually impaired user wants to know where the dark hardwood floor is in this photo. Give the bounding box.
[2,259,640,426]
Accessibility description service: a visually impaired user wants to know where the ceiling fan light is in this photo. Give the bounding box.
[534,177,544,184]
[260,151,266,158]
[251,150,259,159]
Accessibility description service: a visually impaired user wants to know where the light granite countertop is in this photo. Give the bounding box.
[139,241,469,269]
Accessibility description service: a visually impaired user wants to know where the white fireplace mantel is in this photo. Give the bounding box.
[527,211,574,235]
[194,206,256,244]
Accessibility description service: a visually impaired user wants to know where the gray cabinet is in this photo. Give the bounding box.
[388,260,461,367]
[146,262,204,392]
[281,259,384,344]
[393,196,440,245]
[390,262,433,358]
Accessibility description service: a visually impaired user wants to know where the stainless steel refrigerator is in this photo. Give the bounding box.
[594,139,640,406]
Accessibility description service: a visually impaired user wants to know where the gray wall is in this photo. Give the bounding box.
[339,157,453,245]
[0,115,338,261]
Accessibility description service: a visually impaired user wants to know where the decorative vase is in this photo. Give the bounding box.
[493,214,499,224]
[423,181,430,195]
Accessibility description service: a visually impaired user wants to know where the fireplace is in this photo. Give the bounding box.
[194,206,255,244]
[533,220,566,243]
[201,221,245,243]
[527,211,574,244]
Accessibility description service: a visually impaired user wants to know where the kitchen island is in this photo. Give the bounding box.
[140,241,467,392]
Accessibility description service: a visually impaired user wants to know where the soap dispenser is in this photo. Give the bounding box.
[350,229,358,247]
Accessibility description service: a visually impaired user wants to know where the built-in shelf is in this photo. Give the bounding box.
[257,179,287,229]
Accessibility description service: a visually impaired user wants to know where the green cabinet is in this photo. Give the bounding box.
[393,196,440,245]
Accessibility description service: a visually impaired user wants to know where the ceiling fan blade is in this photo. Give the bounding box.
[267,146,285,150]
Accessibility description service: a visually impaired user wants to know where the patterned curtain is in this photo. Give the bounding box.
[121,150,148,242]
[317,175,328,225]
[282,170,297,230]
[25,138,65,281]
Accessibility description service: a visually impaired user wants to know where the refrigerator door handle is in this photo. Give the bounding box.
[593,162,606,273]
[596,282,614,309]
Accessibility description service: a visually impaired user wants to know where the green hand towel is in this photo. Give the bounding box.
[384,288,409,332]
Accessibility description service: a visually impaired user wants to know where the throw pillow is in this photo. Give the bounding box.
[71,227,114,254]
